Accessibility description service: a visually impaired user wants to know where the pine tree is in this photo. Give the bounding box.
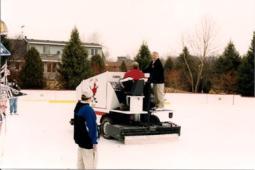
[175,47,199,92]
[20,47,44,88]
[164,57,174,73]
[237,32,255,96]
[164,57,174,87]
[215,41,241,73]
[119,61,127,72]
[213,41,241,93]
[134,43,151,70]
[91,54,105,75]
[58,28,90,89]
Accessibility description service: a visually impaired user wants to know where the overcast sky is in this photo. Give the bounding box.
[1,0,255,59]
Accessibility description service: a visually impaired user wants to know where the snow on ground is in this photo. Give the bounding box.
[0,90,255,169]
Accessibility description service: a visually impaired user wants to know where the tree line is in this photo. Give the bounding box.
[2,28,254,96]
[134,32,254,97]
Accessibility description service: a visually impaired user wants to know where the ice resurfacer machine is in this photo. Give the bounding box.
[76,72,181,142]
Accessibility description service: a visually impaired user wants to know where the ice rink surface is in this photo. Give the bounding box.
[0,90,255,169]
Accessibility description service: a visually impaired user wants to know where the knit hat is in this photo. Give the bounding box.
[81,89,93,100]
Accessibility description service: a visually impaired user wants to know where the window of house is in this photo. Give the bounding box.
[52,63,57,72]
[43,63,47,73]
[47,63,51,72]
[91,48,95,56]
[43,45,50,54]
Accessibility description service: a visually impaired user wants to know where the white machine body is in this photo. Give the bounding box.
[76,71,147,114]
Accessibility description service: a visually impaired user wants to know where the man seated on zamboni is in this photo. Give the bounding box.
[118,62,151,111]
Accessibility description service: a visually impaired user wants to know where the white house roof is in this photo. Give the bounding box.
[25,38,102,48]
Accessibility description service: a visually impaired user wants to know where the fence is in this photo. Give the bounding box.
[20,90,255,106]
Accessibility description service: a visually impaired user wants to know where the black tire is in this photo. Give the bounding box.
[100,116,113,139]
[150,115,161,125]
[140,114,161,125]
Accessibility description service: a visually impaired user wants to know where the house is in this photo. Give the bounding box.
[105,56,133,71]
[8,37,103,88]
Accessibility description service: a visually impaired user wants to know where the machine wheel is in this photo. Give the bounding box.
[101,116,113,139]
[140,114,161,125]
[150,115,161,125]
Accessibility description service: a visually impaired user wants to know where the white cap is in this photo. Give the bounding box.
[81,89,93,100]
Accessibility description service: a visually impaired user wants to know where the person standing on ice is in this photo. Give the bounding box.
[144,51,165,109]
[73,89,98,169]
[0,93,7,119]
[8,79,20,115]
[0,93,7,155]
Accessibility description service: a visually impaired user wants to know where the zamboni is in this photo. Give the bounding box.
[76,71,181,142]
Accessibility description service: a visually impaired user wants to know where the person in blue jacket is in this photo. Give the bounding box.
[74,89,98,169]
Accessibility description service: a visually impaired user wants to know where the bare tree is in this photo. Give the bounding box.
[181,37,195,92]
[88,32,101,44]
[183,18,218,92]
[102,45,110,61]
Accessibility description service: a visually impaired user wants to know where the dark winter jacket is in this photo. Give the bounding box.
[9,82,21,91]
[74,102,98,149]
[144,58,164,84]
[8,82,22,98]
[74,100,86,114]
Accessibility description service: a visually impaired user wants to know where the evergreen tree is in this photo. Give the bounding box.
[214,41,241,93]
[175,47,199,92]
[119,61,127,72]
[164,57,174,87]
[164,56,174,73]
[91,54,105,75]
[20,47,44,89]
[58,28,90,89]
[215,41,241,73]
[134,43,151,70]
[237,32,255,96]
